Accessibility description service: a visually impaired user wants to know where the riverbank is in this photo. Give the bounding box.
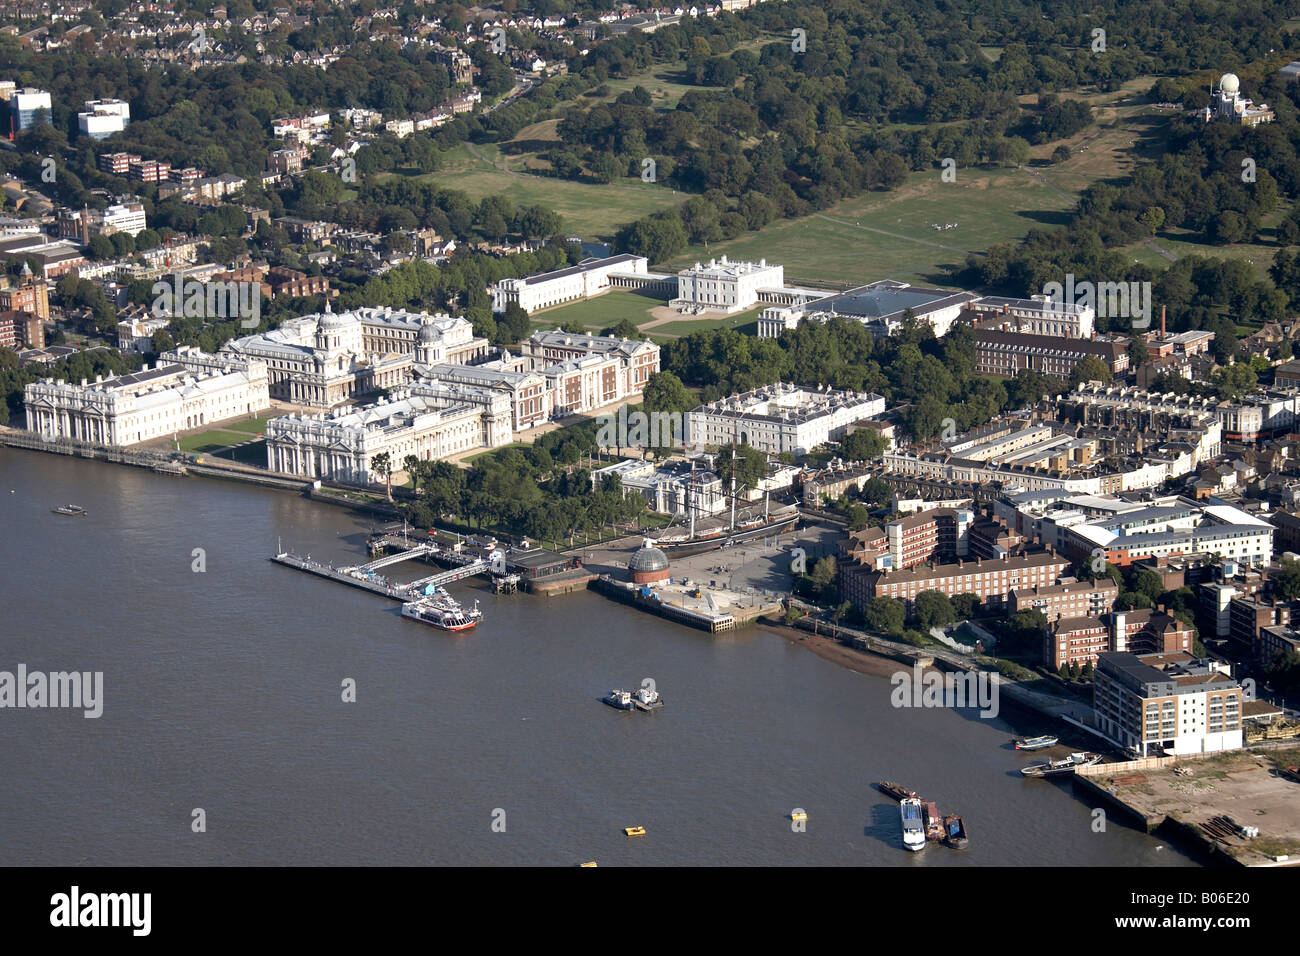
[762,622,903,679]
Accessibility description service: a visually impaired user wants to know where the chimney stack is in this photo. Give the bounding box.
[1161,305,1167,338]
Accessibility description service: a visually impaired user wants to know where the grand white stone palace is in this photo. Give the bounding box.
[24,350,270,446]
[416,329,661,432]
[218,304,489,407]
[265,381,513,483]
[686,382,886,455]
[670,256,784,314]
[268,328,660,484]
[489,254,649,313]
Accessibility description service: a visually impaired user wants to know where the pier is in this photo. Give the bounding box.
[357,545,437,572]
[271,538,496,602]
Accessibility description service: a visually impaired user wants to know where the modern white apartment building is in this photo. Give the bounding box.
[9,88,51,131]
[265,382,513,484]
[77,99,130,140]
[57,201,148,240]
[24,353,269,446]
[100,201,147,236]
[1093,651,1242,756]
[686,382,886,455]
[670,256,783,313]
[490,254,649,312]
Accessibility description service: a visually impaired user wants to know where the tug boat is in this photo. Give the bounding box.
[400,589,481,632]
[52,504,87,516]
[899,797,926,852]
[1020,752,1102,777]
[1014,734,1059,750]
[943,814,969,849]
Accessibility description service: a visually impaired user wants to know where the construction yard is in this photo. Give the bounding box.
[1080,747,1300,867]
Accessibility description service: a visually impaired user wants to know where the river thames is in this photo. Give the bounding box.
[0,448,1198,866]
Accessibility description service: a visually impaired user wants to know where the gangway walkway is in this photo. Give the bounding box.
[407,560,490,590]
[355,544,436,572]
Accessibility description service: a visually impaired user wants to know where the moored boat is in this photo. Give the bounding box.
[1014,734,1059,750]
[1021,751,1102,777]
[603,686,663,711]
[899,797,926,852]
[400,590,481,632]
[943,814,969,849]
[923,801,944,841]
[877,781,917,801]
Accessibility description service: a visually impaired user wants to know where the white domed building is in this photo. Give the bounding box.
[1203,72,1275,126]
[219,305,487,408]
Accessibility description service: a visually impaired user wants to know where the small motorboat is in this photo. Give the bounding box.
[1021,752,1102,777]
[52,504,87,516]
[1014,734,1059,750]
[623,826,646,837]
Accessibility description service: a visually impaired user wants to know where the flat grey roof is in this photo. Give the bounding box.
[523,254,641,286]
[810,282,975,319]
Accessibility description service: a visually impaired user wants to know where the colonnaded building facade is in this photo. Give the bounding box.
[265,328,661,483]
[265,381,513,483]
[218,305,489,407]
[24,351,270,445]
[489,254,649,313]
[685,382,886,455]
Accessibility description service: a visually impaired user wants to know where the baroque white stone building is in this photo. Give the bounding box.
[670,256,783,314]
[219,305,488,408]
[24,352,269,446]
[489,254,648,312]
[265,328,663,484]
[265,382,513,483]
[686,382,886,455]
[416,329,660,431]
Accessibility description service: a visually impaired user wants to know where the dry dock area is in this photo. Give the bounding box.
[1077,747,1300,866]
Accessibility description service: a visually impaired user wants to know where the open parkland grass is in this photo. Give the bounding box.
[389,143,680,238]
[663,167,1078,286]
[526,291,763,339]
[528,289,663,330]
